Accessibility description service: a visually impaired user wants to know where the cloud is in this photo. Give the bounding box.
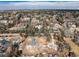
[9,2,64,6]
[0,1,79,10]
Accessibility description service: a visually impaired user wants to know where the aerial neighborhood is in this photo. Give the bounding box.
[0,10,79,57]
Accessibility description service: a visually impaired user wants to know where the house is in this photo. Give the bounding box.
[8,20,13,24]
[0,20,8,25]
[0,20,8,24]
[63,18,76,29]
[0,16,3,19]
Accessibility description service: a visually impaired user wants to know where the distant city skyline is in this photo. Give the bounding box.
[0,1,79,10]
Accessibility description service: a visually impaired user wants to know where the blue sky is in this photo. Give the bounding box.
[0,1,79,10]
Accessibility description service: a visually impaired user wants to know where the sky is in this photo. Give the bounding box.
[0,1,79,10]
